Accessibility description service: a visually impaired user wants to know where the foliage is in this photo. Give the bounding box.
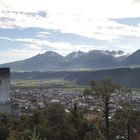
[29,128,41,140]
[8,131,15,140]
[83,79,132,140]
[1,79,140,140]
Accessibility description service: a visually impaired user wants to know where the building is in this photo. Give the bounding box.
[0,68,11,113]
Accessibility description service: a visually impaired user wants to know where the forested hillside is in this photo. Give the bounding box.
[11,67,140,88]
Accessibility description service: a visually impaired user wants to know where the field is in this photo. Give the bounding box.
[131,88,140,96]
[11,79,87,93]
[11,79,140,95]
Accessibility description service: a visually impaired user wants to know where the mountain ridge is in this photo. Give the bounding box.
[0,49,140,72]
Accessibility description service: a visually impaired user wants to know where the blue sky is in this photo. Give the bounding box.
[0,0,140,64]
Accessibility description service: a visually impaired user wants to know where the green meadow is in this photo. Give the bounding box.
[11,79,87,93]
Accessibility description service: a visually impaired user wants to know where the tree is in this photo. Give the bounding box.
[111,106,140,140]
[8,131,16,140]
[0,113,10,140]
[45,103,76,140]
[30,110,43,127]
[29,128,41,140]
[69,103,95,140]
[84,79,131,140]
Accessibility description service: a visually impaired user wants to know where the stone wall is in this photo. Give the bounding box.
[0,68,11,113]
[0,68,10,103]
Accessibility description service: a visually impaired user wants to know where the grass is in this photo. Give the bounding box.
[12,79,78,87]
[63,86,88,92]
[11,79,88,93]
[132,90,140,96]
[12,79,140,94]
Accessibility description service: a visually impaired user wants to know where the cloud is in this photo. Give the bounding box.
[0,0,139,44]
[0,0,139,18]
[36,31,52,38]
[0,31,139,57]
[133,0,140,3]
[23,44,43,50]
[0,36,95,64]
[0,0,140,63]
[111,18,140,26]
[0,34,139,64]
[116,45,136,54]
[0,0,140,36]
[0,36,14,41]
[0,49,44,64]
[15,38,96,55]
[0,9,140,42]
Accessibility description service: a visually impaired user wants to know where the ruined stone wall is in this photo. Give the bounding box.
[0,68,10,103]
[0,68,11,113]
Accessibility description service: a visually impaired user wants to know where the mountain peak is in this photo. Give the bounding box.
[44,51,59,55]
[87,50,109,56]
[0,49,140,71]
[120,49,140,66]
[133,49,140,54]
[41,51,63,58]
[65,51,85,60]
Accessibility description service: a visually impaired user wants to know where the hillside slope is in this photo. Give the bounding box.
[11,68,140,88]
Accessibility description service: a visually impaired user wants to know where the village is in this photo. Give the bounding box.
[11,86,140,115]
[0,68,140,139]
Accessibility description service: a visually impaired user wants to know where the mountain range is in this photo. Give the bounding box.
[1,49,140,72]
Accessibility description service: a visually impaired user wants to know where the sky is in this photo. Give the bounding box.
[0,0,140,64]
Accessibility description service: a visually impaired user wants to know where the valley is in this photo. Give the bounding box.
[11,67,140,88]
[11,78,140,114]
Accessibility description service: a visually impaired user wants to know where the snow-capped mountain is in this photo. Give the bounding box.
[0,49,140,71]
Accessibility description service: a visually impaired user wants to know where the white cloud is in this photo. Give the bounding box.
[133,0,140,3]
[0,0,140,18]
[0,49,44,64]
[15,38,95,55]
[23,44,43,50]
[0,35,139,64]
[25,37,139,55]
[36,31,52,38]
[1,10,140,42]
[0,37,94,64]
[0,36,14,41]
[0,0,140,62]
[0,0,140,41]
[116,46,135,55]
